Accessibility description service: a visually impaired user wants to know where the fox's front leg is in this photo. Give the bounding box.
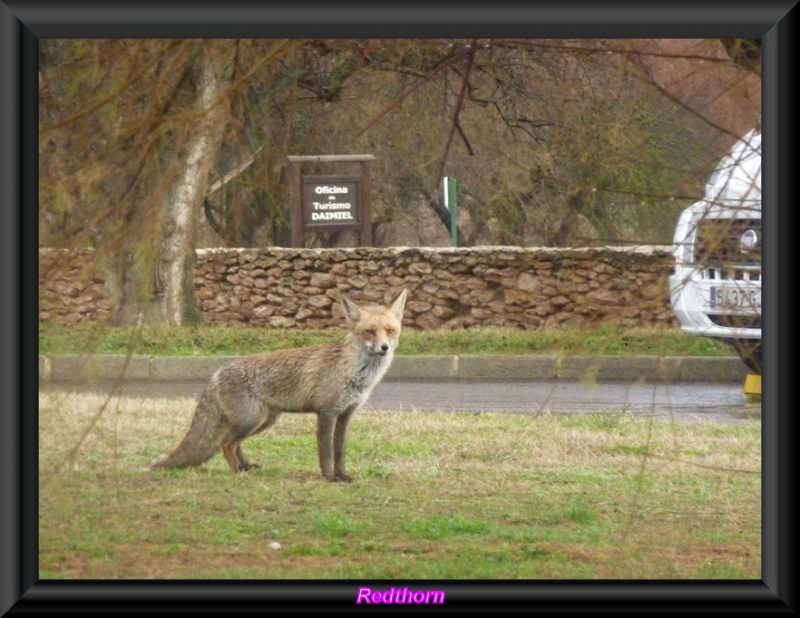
[316,412,339,481]
[332,408,356,482]
[316,409,355,482]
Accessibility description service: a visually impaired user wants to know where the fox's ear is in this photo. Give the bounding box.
[389,287,408,319]
[338,293,362,323]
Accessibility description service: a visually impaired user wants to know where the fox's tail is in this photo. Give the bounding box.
[142,439,219,471]
[142,399,225,471]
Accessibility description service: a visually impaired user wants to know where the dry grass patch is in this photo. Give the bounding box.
[39,390,760,580]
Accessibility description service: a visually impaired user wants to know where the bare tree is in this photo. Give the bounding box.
[40,39,292,325]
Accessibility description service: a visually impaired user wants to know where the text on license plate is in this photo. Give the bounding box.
[710,287,761,310]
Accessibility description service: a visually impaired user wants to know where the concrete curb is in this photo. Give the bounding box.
[39,354,749,383]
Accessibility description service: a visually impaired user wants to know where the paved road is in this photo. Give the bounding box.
[371,380,760,424]
[42,378,761,425]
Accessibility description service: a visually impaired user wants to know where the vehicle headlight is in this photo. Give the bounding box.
[739,229,758,253]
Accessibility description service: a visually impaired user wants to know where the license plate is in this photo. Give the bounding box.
[710,287,761,310]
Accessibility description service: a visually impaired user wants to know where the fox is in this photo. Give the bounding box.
[143,288,407,481]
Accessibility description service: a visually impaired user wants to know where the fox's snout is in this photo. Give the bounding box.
[365,338,394,356]
[376,341,391,355]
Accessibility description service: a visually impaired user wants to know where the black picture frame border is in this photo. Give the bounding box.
[2,1,795,614]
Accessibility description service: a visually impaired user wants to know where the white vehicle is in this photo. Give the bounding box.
[669,129,762,374]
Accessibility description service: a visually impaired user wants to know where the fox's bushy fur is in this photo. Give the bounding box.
[143,288,407,481]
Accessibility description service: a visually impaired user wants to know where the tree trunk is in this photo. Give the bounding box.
[160,43,234,325]
[110,42,234,327]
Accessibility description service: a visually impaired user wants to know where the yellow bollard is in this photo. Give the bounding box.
[744,374,761,399]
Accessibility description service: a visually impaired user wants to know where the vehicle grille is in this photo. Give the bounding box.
[707,314,762,329]
[694,219,761,280]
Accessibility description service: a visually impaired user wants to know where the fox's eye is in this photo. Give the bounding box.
[386,328,395,335]
[365,329,376,336]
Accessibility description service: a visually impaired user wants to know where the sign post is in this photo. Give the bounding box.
[287,154,375,247]
[443,176,458,247]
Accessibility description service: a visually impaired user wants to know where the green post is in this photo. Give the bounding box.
[443,176,458,247]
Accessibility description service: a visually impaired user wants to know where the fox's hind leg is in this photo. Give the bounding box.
[221,439,254,472]
[221,409,281,473]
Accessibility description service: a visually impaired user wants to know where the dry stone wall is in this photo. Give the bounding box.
[40,246,680,330]
[39,249,114,325]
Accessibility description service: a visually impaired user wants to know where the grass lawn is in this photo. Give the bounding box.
[38,322,735,358]
[39,390,760,580]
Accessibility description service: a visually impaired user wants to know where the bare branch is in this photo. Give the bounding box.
[207,144,266,195]
[437,39,478,181]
